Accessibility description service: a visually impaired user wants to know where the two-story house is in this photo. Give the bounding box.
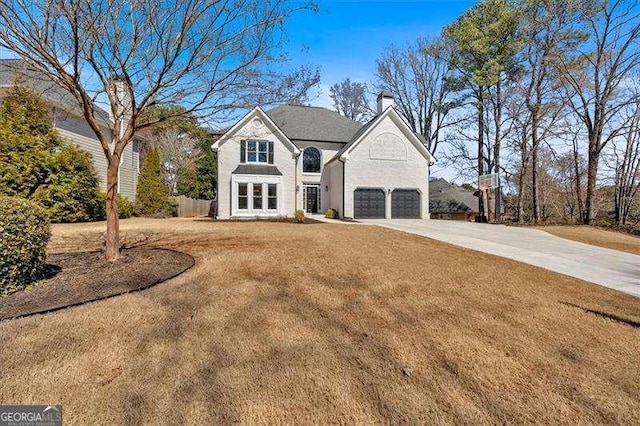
[212,91,435,220]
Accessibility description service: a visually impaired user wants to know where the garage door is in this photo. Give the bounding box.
[354,188,385,219]
[391,189,420,218]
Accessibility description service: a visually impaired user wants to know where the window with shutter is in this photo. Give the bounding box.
[241,140,272,164]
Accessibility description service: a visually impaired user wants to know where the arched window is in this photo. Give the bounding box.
[303,147,321,173]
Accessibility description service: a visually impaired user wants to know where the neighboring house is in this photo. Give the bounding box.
[212,91,435,220]
[0,59,140,200]
[429,178,479,221]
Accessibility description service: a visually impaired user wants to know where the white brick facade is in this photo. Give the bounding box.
[341,113,431,219]
[213,106,433,220]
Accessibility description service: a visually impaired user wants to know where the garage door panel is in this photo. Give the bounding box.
[392,189,420,218]
[354,188,385,219]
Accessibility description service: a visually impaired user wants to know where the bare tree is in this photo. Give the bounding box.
[0,0,319,260]
[516,0,585,223]
[153,130,197,196]
[610,105,640,224]
[375,37,461,156]
[504,85,532,222]
[328,78,373,123]
[557,0,640,224]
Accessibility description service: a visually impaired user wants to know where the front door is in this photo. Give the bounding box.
[305,185,319,213]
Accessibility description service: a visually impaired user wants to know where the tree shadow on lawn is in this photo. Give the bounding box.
[112,266,609,424]
[5,236,634,423]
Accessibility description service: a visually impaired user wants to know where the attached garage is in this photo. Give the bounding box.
[354,188,385,219]
[391,189,420,219]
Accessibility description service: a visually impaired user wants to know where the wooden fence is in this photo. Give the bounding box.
[171,195,214,217]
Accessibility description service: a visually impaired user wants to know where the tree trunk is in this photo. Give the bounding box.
[477,86,485,222]
[531,126,540,223]
[614,167,622,224]
[105,158,120,261]
[493,80,502,224]
[572,138,583,223]
[517,169,525,223]
[583,145,599,224]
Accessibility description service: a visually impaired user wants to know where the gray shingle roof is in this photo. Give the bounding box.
[232,164,282,176]
[266,105,362,144]
[326,115,378,164]
[429,178,479,213]
[0,59,111,125]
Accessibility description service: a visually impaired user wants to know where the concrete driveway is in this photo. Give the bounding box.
[364,219,640,298]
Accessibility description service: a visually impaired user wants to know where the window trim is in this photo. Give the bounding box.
[267,183,278,211]
[252,183,263,210]
[238,183,249,210]
[243,139,272,165]
[233,179,280,215]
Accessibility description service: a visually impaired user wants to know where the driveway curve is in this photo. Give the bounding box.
[364,219,640,298]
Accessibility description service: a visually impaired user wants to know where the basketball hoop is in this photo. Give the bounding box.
[478,173,498,191]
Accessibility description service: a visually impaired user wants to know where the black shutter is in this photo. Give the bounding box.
[240,140,246,163]
[268,141,274,164]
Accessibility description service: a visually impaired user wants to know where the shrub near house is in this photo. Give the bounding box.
[0,197,51,295]
[0,86,104,222]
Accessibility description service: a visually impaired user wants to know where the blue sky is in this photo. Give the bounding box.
[1,0,477,181]
[284,0,476,181]
[285,0,476,107]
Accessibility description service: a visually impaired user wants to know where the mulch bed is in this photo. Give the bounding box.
[0,247,194,321]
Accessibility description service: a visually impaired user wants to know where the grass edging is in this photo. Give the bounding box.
[1,247,195,322]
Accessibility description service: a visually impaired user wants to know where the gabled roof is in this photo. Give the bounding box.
[0,59,111,127]
[211,107,300,154]
[265,104,362,144]
[326,107,436,165]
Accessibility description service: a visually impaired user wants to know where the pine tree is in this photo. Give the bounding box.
[135,147,174,215]
[32,145,105,222]
[0,86,61,198]
[0,86,104,222]
[443,0,522,222]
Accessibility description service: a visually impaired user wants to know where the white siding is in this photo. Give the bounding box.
[343,114,430,219]
[118,140,139,200]
[53,111,139,200]
[216,113,297,219]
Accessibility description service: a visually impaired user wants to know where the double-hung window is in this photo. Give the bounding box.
[253,184,263,210]
[267,184,277,210]
[238,183,248,210]
[241,140,274,164]
[236,182,278,212]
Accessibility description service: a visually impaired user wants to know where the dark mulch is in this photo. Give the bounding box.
[0,247,194,321]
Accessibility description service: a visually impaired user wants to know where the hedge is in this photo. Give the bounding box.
[0,196,51,295]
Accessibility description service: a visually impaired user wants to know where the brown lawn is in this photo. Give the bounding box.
[535,225,640,255]
[1,218,639,424]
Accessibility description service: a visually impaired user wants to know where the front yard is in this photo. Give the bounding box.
[535,225,640,255]
[1,218,638,423]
